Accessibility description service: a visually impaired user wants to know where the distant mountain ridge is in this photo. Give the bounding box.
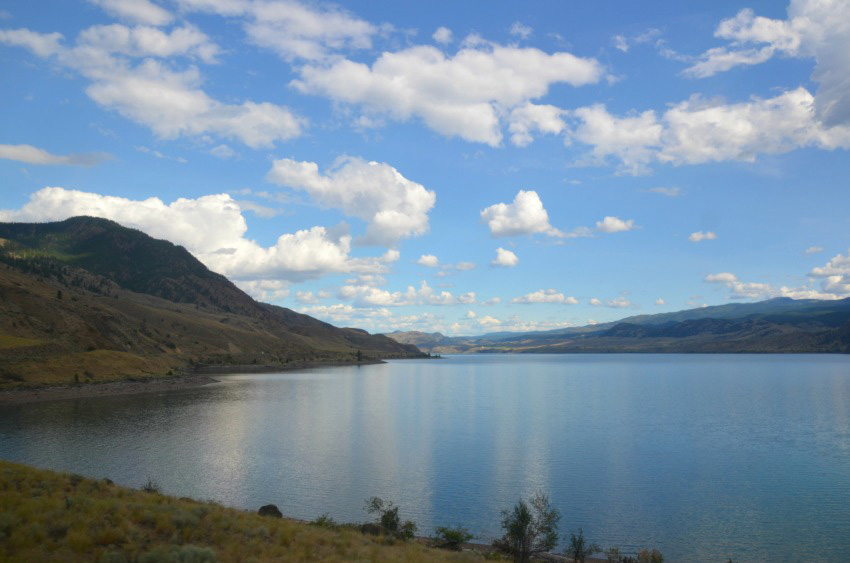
[384,297,850,354]
[0,217,421,388]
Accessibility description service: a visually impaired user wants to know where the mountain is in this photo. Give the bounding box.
[0,217,422,389]
[385,298,850,354]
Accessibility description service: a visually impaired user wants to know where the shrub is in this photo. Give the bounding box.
[432,525,474,551]
[310,513,337,529]
[363,497,417,540]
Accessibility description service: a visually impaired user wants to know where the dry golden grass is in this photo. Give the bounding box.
[0,333,42,350]
[0,461,484,562]
[5,350,178,387]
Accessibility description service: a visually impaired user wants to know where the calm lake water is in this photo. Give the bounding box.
[2,354,850,561]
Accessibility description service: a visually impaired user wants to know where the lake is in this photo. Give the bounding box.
[2,354,850,561]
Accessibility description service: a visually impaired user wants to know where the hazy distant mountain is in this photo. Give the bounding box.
[0,217,421,388]
[385,298,850,354]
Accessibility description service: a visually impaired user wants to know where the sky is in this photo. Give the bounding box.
[1,0,850,336]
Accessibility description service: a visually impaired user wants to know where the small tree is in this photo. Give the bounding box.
[364,497,417,540]
[356,349,363,362]
[432,525,474,551]
[493,490,560,562]
[566,528,601,562]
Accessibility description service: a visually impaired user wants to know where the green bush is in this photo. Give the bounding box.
[432,525,474,550]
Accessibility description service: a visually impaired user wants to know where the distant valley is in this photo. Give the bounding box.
[385,297,850,354]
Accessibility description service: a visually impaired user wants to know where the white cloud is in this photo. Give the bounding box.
[483,297,501,306]
[481,190,563,237]
[595,216,636,233]
[457,292,476,304]
[77,23,219,62]
[607,296,632,308]
[266,156,436,246]
[512,289,578,304]
[209,144,235,159]
[810,249,850,296]
[0,144,111,166]
[656,298,666,305]
[704,260,850,300]
[295,290,330,305]
[647,186,681,197]
[568,87,850,174]
[0,27,304,148]
[569,105,662,174]
[465,310,477,319]
[433,26,452,44]
[417,254,439,267]
[685,1,850,128]
[175,0,378,62]
[89,0,174,26]
[612,28,662,54]
[590,298,602,306]
[292,42,604,146]
[689,231,717,242]
[339,280,457,307]
[805,246,824,254]
[705,272,739,283]
[492,247,518,267]
[0,28,64,57]
[509,22,533,40]
[0,187,398,286]
[236,279,289,302]
[508,102,567,146]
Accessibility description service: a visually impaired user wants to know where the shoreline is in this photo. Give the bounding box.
[0,358,392,405]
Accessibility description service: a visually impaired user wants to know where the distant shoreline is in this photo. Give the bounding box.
[0,358,390,405]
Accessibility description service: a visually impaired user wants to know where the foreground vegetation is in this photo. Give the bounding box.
[0,461,477,562]
[0,461,681,562]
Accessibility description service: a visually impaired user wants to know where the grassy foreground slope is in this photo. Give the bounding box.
[0,461,477,562]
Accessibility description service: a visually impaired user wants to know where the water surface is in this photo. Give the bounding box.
[2,354,849,561]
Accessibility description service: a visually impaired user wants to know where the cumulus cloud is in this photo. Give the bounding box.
[684,1,850,128]
[481,190,564,237]
[595,216,636,233]
[176,0,378,61]
[0,187,398,288]
[292,41,604,146]
[656,298,666,305]
[417,254,439,267]
[508,102,567,146]
[339,280,458,307]
[0,144,111,166]
[567,87,850,174]
[0,25,304,147]
[569,105,663,174]
[512,289,578,304]
[89,0,173,26]
[705,253,850,300]
[266,156,436,246]
[433,26,452,44]
[492,247,518,267]
[689,231,717,242]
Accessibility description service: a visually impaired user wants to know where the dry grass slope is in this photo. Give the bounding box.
[0,461,482,562]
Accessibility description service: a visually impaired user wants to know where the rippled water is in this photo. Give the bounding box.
[2,354,850,561]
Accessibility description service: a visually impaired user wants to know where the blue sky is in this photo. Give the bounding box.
[2,0,849,336]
